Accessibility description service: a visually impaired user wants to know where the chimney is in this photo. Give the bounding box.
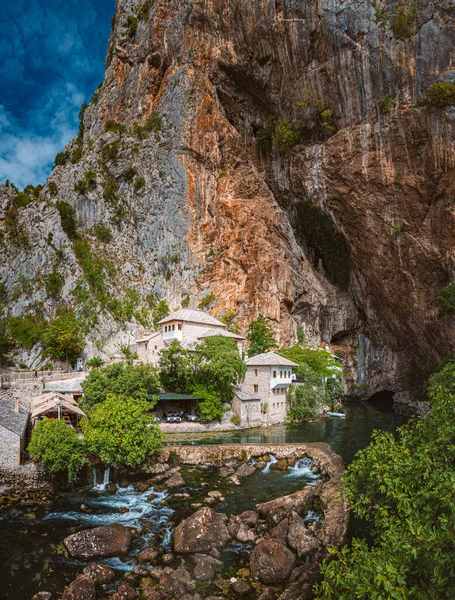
[14,398,19,412]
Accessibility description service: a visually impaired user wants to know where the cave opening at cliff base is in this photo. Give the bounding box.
[367,390,395,410]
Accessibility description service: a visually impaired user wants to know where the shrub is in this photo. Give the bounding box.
[56,201,78,239]
[102,179,119,203]
[73,237,107,295]
[54,150,69,167]
[105,120,126,133]
[127,15,138,39]
[138,0,151,19]
[91,87,101,105]
[101,140,120,162]
[192,384,223,423]
[257,115,301,152]
[134,176,145,192]
[47,181,58,196]
[7,314,47,350]
[74,169,97,195]
[181,294,190,309]
[436,282,455,317]
[71,147,83,164]
[86,356,104,368]
[198,293,216,309]
[231,414,240,426]
[425,82,455,108]
[122,167,137,182]
[391,5,417,40]
[152,300,170,327]
[286,366,325,421]
[28,419,86,481]
[131,122,148,139]
[93,223,112,243]
[111,202,129,227]
[219,167,227,178]
[44,270,65,300]
[320,109,336,133]
[12,192,32,209]
[378,94,394,114]
[145,112,162,133]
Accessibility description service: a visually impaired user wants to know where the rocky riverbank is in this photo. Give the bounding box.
[28,443,346,600]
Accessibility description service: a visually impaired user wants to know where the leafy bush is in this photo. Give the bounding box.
[391,5,417,40]
[54,150,69,167]
[257,115,301,152]
[12,192,32,209]
[81,362,160,408]
[131,122,148,139]
[43,306,86,366]
[105,120,126,133]
[145,112,162,133]
[278,345,342,378]
[102,179,119,203]
[192,384,223,423]
[181,294,190,309]
[122,167,137,182]
[7,314,46,350]
[320,109,336,133]
[73,237,107,296]
[74,169,98,195]
[71,147,83,164]
[378,94,394,114]
[4,208,30,246]
[56,201,78,239]
[436,282,455,316]
[137,0,151,19]
[28,419,86,481]
[287,370,323,422]
[93,223,113,243]
[82,395,163,467]
[127,15,138,39]
[44,270,65,300]
[86,356,104,368]
[47,181,58,196]
[102,140,120,162]
[198,293,215,309]
[134,177,145,192]
[152,299,170,327]
[425,82,455,108]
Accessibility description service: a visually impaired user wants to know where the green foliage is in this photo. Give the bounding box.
[56,201,78,239]
[391,5,417,40]
[86,356,104,368]
[117,341,139,360]
[137,0,151,19]
[42,306,85,365]
[91,87,101,105]
[198,293,216,309]
[44,270,65,300]
[257,115,301,152]
[28,419,86,482]
[7,314,46,350]
[47,181,58,196]
[73,237,108,297]
[246,315,277,357]
[146,292,158,308]
[378,94,394,115]
[219,167,228,178]
[127,15,138,39]
[181,294,190,309]
[315,361,455,598]
[145,112,162,133]
[393,222,403,236]
[435,282,455,316]
[220,309,237,329]
[134,176,145,192]
[93,223,113,243]
[105,120,126,133]
[159,340,194,394]
[3,207,30,246]
[102,179,119,203]
[296,324,306,345]
[425,81,455,108]
[54,150,69,167]
[152,300,170,327]
[131,122,148,140]
[71,146,83,164]
[320,109,336,133]
[231,414,240,426]
[102,140,120,162]
[122,167,137,183]
[278,345,341,379]
[295,198,351,290]
[12,192,32,209]
[81,362,160,409]
[192,384,223,423]
[82,394,163,467]
[287,367,324,421]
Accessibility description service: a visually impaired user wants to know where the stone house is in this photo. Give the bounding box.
[236,352,298,425]
[0,392,30,469]
[136,309,245,365]
[231,389,262,428]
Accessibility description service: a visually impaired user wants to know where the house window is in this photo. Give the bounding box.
[172,324,175,331]
[254,368,258,377]
[155,345,158,350]
[254,384,259,393]
[178,324,182,330]
[273,370,277,378]
[288,371,291,378]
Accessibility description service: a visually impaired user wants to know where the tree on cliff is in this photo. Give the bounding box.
[315,360,455,599]
[152,300,170,328]
[81,362,160,409]
[246,315,277,357]
[42,306,85,369]
[28,419,86,481]
[81,395,163,468]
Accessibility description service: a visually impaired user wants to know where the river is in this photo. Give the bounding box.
[0,400,408,600]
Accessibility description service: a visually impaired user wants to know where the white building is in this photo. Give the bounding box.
[235,352,298,425]
[136,309,245,365]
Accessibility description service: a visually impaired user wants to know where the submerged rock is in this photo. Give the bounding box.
[236,464,256,478]
[63,523,132,559]
[231,579,253,595]
[270,459,289,471]
[249,539,296,584]
[61,575,96,600]
[193,559,216,581]
[166,472,186,488]
[138,546,159,564]
[174,507,231,553]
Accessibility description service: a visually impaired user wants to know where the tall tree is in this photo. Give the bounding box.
[43,306,85,369]
[152,300,170,327]
[82,395,163,468]
[278,345,342,379]
[28,419,86,481]
[246,315,277,357]
[159,340,194,393]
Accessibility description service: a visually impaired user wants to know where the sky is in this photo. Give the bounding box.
[0,0,114,189]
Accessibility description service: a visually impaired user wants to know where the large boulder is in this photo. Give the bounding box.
[82,563,116,585]
[174,507,231,553]
[63,523,132,559]
[61,575,96,600]
[250,540,296,584]
[287,512,321,558]
[31,594,52,600]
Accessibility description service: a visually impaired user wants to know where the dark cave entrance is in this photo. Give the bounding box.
[367,390,395,411]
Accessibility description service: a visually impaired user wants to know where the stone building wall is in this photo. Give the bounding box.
[0,426,21,470]
[232,396,262,428]
[242,365,288,424]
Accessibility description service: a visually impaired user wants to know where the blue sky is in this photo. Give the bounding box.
[0,0,114,188]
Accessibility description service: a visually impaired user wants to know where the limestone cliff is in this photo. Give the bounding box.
[1,0,455,400]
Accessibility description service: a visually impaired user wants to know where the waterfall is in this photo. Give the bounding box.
[92,465,110,491]
[103,465,111,487]
[262,454,278,474]
[92,467,98,486]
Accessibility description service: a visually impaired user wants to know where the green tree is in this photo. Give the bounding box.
[315,360,455,599]
[159,340,194,393]
[192,384,223,423]
[42,307,85,369]
[426,82,455,108]
[193,336,246,403]
[81,362,160,409]
[152,300,170,327]
[278,345,341,379]
[286,365,325,421]
[28,419,86,481]
[82,395,163,467]
[246,315,277,357]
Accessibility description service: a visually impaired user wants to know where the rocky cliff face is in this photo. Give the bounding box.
[1,0,455,399]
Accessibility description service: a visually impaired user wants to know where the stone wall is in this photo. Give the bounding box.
[242,366,288,424]
[0,426,21,470]
[0,465,55,496]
